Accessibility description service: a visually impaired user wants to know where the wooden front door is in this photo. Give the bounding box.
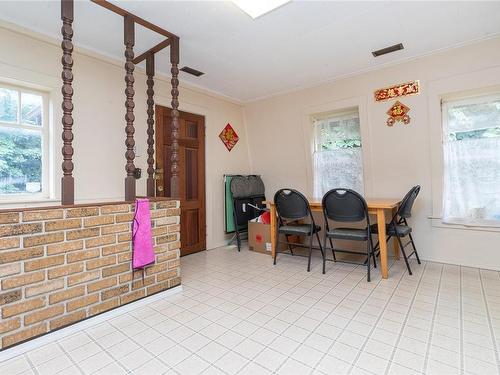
[155,105,206,256]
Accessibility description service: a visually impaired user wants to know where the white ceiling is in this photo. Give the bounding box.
[1,1,500,102]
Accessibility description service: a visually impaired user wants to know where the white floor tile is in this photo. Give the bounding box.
[196,342,228,363]
[291,344,324,368]
[157,345,192,367]
[174,355,210,375]
[316,354,351,375]
[117,347,154,371]
[58,333,93,353]
[143,335,177,356]
[355,351,389,374]
[106,338,140,360]
[232,338,265,359]
[26,343,64,367]
[131,358,170,375]
[304,333,334,352]
[238,362,272,375]
[77,351,114,374]
[0,356,32,375]
[67,341,101,363]
[282,325,311,343]
[93,362,127,375]
[213,351,248,374]
[268,335,301,356]
[253,347,287,372]
[35,355,73,375]
[277,357,313,375]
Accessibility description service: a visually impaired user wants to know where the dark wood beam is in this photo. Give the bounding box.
[132,39,171,65]
[124,15,136,201]
[61,0,75,205]
[146,53,155,197]
[91,0,178,39]
[169,37,180,198]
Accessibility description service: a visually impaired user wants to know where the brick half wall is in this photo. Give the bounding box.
[0,198,181,350]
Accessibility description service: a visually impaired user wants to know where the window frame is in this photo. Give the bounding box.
[441,92,500,227]
[311,106,365,198]
[0,82,51,202]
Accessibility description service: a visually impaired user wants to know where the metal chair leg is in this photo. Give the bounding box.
[316,232,325,274]
[328,237,336,261]
[307,235,313,272]
[397,235,412,275]
[285,234,294,255]
[366,239,371,282]
[370,236,377,268]
[236,230,241,252]
[408,233,421,264]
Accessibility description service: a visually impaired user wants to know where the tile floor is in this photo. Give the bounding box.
[1,246,500,375]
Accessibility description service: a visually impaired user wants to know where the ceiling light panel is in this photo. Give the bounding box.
[231,0,290,19]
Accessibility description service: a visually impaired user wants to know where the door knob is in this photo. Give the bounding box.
[157,186,164,192]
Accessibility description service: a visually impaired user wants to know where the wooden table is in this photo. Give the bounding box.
[266,198,401,279]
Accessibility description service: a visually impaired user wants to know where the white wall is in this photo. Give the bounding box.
[244,36,500,271]
[0,24,251,250]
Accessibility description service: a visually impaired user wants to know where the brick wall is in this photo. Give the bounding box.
[0,198,181,350]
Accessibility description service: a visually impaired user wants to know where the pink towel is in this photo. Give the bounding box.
[132,198,155,270]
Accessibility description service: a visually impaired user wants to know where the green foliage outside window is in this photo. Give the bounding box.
[318,119,362,151]
[0,128,42,193]
[0,87,44,195]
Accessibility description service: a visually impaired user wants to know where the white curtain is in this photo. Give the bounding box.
[312,111,364,198]
[442,95,500,226]
[313,148,364,198]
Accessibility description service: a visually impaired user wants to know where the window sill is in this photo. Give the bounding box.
[429,216,500,233]
[0,198,60,210]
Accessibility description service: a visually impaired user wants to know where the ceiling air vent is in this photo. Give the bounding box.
[180,66,204,77]
[372,43,404,57]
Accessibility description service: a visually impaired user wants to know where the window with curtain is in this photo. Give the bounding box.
[442,94,500,226]
[312,109,363,198]
[0,83,49,199]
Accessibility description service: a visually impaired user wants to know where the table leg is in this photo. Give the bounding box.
[270,204,277,260]
[392,207,400,260]
[376,208,388,279]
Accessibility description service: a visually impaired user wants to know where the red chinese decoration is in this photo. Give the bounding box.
[375,80,419,102]
[386,101,411,127]
[219,123,239,151]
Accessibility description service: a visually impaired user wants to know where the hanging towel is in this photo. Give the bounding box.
[132,198,155,270]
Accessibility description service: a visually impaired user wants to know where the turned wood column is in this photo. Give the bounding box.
[146,53,155,197]
[61,0,75,205]
[170,37,180,198]
[124,15,136,201]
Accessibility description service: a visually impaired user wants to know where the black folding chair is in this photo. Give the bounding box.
[372,185,421,275]
[274,189,324,273]
[232,196,266,252]
[230,175,266,252]
[322,188,376,282]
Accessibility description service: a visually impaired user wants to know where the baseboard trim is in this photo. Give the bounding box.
[0,285,182,363]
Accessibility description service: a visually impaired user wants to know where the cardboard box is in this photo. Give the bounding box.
[248,222,302,254]
[248,221,272,254]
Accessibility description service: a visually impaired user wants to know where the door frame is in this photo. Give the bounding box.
[154,104,207,256]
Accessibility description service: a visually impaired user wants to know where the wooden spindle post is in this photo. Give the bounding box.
[170,37,180,198]
[146,53,155,197]
[61,0,75,205]
[124,15,136,201]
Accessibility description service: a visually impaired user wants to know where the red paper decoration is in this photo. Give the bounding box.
[219,123,239,151]
[386,101,411,126]
[375,81,419,102]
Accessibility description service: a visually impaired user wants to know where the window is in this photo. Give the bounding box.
[312,108,363,198]
[442,93,500,225]
[0,84,49,199]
